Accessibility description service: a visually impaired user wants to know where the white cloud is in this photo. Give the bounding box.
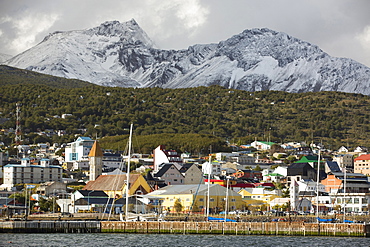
[0,0,369,67]
[175,0,209,30]
[357,26,370,51]
[6,12,60,54]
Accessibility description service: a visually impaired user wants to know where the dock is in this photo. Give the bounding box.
[1,221,369,237]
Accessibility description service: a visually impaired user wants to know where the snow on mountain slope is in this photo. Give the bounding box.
[5,20,370,95]
[0,53,13,63]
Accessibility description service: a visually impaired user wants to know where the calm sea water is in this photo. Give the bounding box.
[1,233,369,247]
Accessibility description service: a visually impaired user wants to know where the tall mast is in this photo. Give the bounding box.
[125,123,133,221]
[316,149,321,221]
[224,178,229,222]
[343,165,347,222]
[15,103,22,145]
[206,145,211,219]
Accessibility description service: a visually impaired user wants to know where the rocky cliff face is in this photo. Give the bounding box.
[5,19,370,94]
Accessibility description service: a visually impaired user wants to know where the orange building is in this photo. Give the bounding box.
[354,154,370,175]
[321,174,342,193]
[321,172,370,193]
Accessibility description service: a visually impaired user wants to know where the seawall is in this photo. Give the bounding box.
[0,221,369,237]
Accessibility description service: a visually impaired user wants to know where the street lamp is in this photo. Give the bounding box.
[88,190,94,212]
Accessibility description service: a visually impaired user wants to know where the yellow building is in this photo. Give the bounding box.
[238,187,280,206]
[83,174,152,198]
[146,184,245,213]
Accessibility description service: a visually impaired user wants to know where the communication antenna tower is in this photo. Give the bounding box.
[15,103,22,145]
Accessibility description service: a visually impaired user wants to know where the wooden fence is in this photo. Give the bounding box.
[0,221,100,233]
[0,220,369,237]
[101,221,369,237]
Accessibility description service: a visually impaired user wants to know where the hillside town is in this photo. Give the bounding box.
[0,136,369,220]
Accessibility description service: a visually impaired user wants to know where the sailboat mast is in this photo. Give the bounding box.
[224,178,229,222]
[206,146,211,219]
[125,123,133,221]
[316,149,321,220]
[343,165,347,222]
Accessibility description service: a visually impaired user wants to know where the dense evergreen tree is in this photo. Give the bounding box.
[2,65,370,152]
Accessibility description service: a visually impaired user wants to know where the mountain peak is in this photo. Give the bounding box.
[89,19,153,47]
[5,21,370,95]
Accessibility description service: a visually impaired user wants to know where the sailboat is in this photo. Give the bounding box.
[119,124,156,222]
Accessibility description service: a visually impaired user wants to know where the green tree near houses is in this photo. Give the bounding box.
[174,199,183,213]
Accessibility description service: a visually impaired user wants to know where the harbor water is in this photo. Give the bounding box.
[1,233,369,247]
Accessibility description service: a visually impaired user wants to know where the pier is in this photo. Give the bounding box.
[1,221,369,237]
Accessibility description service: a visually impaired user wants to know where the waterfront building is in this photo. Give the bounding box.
[146,184,245,213]
[239,187,281,204]
[321,172,370,193]
[3,158,62,186]
[64,137,94,162]
[83,174,152,198]
[330,192,370,213]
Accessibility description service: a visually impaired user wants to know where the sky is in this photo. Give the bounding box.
[1,0,370,67]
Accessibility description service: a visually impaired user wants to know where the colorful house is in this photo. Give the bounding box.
[146,184,245,213]
[354,154,370,175]
[83,174,152,198]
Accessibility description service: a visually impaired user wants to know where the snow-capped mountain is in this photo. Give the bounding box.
[0,53,13,63]
[5,19,370,94]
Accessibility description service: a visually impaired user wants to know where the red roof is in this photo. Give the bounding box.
[354,154,370,161]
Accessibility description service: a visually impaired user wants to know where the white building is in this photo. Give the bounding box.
[331,193,370,213]
[273,166,288,177]
[250,141,275,150]
[3,158,62,186]
[71,161,90,171]
[64,137,95,162]
[297,180,325,193]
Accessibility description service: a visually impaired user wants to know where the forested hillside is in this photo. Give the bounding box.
[1,65,370,153]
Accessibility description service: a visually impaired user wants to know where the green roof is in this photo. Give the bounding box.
[295,155,324,163]
[258,141,275,145]
[266,173,283,177]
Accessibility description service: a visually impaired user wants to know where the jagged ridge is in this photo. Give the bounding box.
[5,19,370,95]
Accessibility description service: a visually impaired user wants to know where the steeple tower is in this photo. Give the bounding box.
[88,141,103,181]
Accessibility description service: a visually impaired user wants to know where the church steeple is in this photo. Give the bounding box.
[89,141,103,181]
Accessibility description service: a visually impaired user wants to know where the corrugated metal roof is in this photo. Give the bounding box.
[147,184,240,197]
[83,174,140,191]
